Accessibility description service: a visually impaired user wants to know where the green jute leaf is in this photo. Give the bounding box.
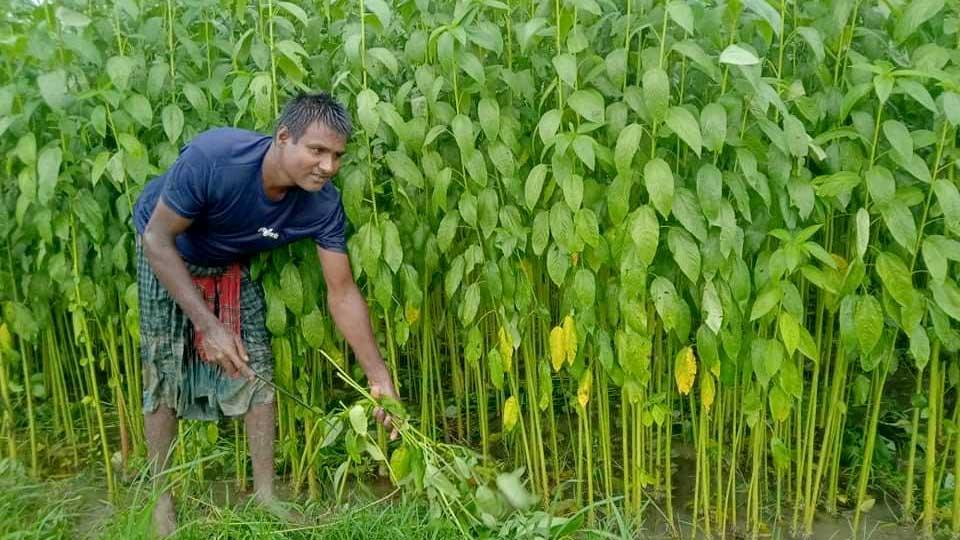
[525,164,548,210]
[644,158,674,218]
[665,106,702,157]
[615,124,642,177]
[567,89,605,124]
[894,0,944,43]
[56,6,91,27]
[553,53,577,88]
[106,56,135,91]
[265,291,287,336]
[910,326,930,371]
[702,281,723,334]
[642,68,669,120]
[123,93,153,129]
[461,283,481,324]
[437,211,460,253]
[357,88,381,135]
[382,219,403,273]
[573,268,596,306]
[279,262,304,315]
[750,283,782,322]
[943,92,960,127]
[743,0,783,36]
[933,179,960,235]
[547,244,569,286]
[778,312,799,357]
[719,44,760,65]
[879,199,917,252]
[478,188,500,238]
[301,310,326,348]
[161,104,184,143]
[630,205,660,266]
[768,385,791,422]
[666,1,694,34]
[478,97,500,141]
[37,70,68,110]
[779,358,803,399]
[855,295,883,354]
[931,279,960,322]
[349,404,367,434]
[667,228,700,283]
[876,251,914,307]
[700,103,727,153]
[865,166,895,205]
[856,208,870,259]
[882,120,913,161]
[386,151,424,189]
[37,146,62,206]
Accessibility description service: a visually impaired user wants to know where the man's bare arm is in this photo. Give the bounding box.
[318,245,399,438]
[142,198,252,379]
[317,246,395,389]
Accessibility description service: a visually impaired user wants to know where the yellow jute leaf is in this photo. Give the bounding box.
[390,445,411,482]
[405,305,420,325]
[498,326,513,373]
[675,346,697,395]
[577,368,593,410]
[701,372,715,410]
[0,323,11,351]
[562,315,577,366]
[503,395,520,433]
[549,326,566,372]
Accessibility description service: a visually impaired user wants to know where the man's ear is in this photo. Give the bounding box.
[275,125,291,146]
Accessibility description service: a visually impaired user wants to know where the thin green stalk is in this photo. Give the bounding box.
[902,372,923,522]
[166,0,176,97]
[0,347,15,461]
[69,218,115,501]
[852,364,889,540]
[18,343,38,477]
[951,366,960,536]
[922,340,941,539]
[267,0,279,116]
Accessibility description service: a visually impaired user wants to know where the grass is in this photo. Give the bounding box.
[0,452,927,540]
[108,497,462,540]
[0,458,79,539]
[0,457,460,540]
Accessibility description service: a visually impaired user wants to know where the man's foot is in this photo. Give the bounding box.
[253,492,307,525]
[152,493,177,538]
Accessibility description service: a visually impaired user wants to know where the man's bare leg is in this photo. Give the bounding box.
[145,405,178,538]
[245,401,277,503]
[244,401,304,523]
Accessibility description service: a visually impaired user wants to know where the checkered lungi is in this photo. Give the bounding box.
[136,237,274,421]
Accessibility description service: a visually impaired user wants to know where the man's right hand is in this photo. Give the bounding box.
[144,198,256,382]
[200,322,255,380]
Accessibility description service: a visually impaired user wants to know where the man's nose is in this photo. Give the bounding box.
[318,155,335,174]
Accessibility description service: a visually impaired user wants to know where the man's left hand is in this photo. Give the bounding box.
[369,377,400,441]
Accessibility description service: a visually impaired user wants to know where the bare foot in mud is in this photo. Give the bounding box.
[152,492,177,538]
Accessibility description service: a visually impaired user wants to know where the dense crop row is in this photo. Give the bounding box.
[2,0,960,537]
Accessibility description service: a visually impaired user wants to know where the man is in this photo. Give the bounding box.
[132,92,399,537]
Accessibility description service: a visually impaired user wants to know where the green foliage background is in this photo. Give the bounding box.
[2,0,960,536]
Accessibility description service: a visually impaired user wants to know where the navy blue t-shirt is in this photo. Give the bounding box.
[133,128,347,266]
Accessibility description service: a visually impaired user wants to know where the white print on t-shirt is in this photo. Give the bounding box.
[258,227,280,239]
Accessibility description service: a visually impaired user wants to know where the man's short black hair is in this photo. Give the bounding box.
[275,92,352,141]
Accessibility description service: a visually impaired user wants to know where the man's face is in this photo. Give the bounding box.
[277,122,347,191]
